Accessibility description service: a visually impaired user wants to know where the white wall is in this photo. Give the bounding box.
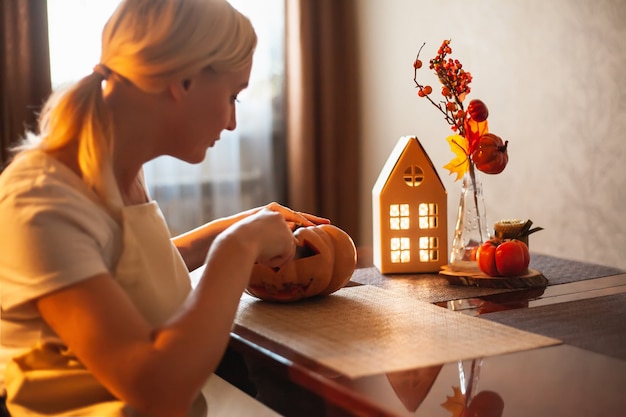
[356,0,626,269]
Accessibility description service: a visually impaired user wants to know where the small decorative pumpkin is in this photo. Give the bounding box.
[246,224,357,302]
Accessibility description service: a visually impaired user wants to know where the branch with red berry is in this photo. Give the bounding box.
[413,40,509,180]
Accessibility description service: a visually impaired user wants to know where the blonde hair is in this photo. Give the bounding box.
[22,0,257,215]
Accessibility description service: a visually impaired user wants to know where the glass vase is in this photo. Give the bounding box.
[449,163,491,272]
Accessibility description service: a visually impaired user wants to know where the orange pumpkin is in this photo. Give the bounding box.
[246,224,357,302]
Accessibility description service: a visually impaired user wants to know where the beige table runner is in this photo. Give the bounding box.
[235,285,560,379]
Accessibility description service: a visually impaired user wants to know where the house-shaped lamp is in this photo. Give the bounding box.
[372,136,447,274]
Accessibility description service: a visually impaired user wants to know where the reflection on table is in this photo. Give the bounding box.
[215,254,626,417]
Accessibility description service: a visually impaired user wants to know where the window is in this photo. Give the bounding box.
[403,165,424,187]
[47,0,286,235]
[47,1,121,88]
[418,203,438,229]
[390,237,411,264]
[389,203,410,230]
[419,236,439,262]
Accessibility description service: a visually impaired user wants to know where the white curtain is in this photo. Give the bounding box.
[143,0,285,235]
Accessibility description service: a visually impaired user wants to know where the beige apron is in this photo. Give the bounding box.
[5,201,206,417]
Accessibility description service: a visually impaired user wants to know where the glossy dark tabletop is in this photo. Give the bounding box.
[224,254,626,417]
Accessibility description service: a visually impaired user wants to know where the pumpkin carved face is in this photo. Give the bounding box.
[246,224,357,302]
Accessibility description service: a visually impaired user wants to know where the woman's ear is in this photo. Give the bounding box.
[168,79,191,102]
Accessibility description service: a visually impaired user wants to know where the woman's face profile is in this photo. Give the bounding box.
[166,63,252,164]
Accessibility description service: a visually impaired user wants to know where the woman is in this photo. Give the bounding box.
[0,0,327,416]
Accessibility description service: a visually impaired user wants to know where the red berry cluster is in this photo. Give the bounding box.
[430,40,473,99]
[413,40,473,137]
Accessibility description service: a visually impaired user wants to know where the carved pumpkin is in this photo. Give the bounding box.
[246,224,357,302]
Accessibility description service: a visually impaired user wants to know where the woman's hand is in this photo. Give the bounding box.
[263,202,330,230]
[173,202,329,272]
[233,207,298,268]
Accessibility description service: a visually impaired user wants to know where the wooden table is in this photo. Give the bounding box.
[216,254,626,417]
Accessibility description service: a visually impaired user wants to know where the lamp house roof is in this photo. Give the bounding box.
[372,136,446,198]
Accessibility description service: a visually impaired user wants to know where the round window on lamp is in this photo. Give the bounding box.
[403,165,424,187]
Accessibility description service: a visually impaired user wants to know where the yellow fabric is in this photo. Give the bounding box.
[5,202,197,416]
[5,343,127,416]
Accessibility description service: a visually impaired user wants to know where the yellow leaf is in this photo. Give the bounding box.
[440,386,466,417]
[443,134,470,181]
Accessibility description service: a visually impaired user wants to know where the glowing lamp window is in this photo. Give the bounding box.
[390,237,411,263]
[418,203,438,229]
[403,165,424,187]
[419,237,439,262]
[389,204,410,230]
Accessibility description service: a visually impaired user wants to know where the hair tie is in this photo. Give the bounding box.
[93,63,112,80]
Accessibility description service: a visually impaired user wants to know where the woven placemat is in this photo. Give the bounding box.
[236,285,559,379]
[482,292,626,362]
[352,254,625,303]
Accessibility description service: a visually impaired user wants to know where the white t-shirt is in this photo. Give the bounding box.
[0,150,123,394]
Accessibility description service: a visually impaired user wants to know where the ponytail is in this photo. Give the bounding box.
[19,70,123,216]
